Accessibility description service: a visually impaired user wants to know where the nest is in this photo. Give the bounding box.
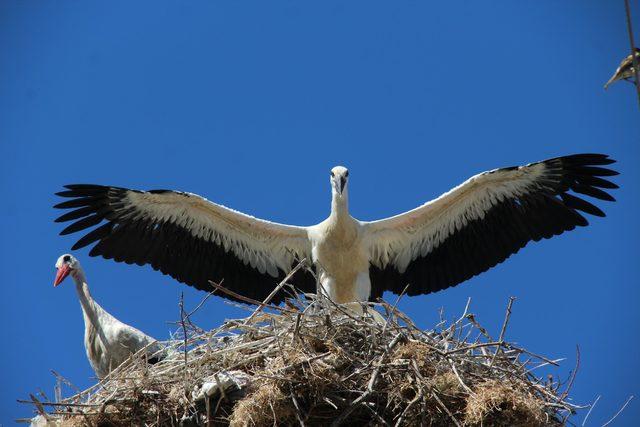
[22,290,582,426]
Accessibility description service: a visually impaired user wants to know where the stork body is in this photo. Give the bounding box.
[54,255,164,378]
[309,168,372,302]
[54,154,618,304]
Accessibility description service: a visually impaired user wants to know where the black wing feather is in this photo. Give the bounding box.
[369,154,618,300]
[54,186,315,304]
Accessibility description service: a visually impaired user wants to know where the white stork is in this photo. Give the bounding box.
[54,154,618,304]
[54,254,165,378]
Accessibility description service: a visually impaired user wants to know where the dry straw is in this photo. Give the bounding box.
[21,267,584,426]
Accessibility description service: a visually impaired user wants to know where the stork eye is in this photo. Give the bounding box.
[63,255,71,262]
[331,172,335,177]
[345,171,349,177]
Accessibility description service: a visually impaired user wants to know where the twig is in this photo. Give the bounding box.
[445,341,503,355]
[506,344,560,367]
[50,370,81,394]
[490,296,515,367]
[560,345,580,402]
[186,280,224,319]
[444,297,472,342]
[178,291,190,405]
[16,400,105,407]
[208,372,228,418]
[447,357,473,394]
[207,280,297,314]
[431,391,463,427]
[243,260,306,325]
[381,283,410,336]
[523,358,566,375]
[601,395,634,426]
[331,333,404,426]
[291,312,302,345]
[289,386,307,427]
[581,395,601,427]
[394,387,422,427]
[466,314,494,341]
[205,392,212,427]
[28,394,49,419]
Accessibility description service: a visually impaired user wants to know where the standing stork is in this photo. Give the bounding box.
[54,254,165,378]
[54,154,618,304]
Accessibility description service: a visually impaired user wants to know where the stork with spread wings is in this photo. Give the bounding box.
[55,154,618,304]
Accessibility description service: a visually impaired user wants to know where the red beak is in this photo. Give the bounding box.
[54,264,71,287]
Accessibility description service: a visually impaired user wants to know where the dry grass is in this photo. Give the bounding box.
[22,284,583,426]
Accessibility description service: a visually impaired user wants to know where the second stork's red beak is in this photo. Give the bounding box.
[54,264,71,287]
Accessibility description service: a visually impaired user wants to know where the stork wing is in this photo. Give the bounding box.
[363,154,618,299]
[54,185,315,303]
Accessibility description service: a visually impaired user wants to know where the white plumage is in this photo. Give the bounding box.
[54,254,165,378]
[54,154,618,304]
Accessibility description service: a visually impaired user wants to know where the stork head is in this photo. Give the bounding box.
[330,166,349,197]
[54,254,81,286]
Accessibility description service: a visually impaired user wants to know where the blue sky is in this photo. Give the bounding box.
[1,1,638,424]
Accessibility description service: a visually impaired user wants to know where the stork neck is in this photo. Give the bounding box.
[331,189,350,220]
[72,270,103,328]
